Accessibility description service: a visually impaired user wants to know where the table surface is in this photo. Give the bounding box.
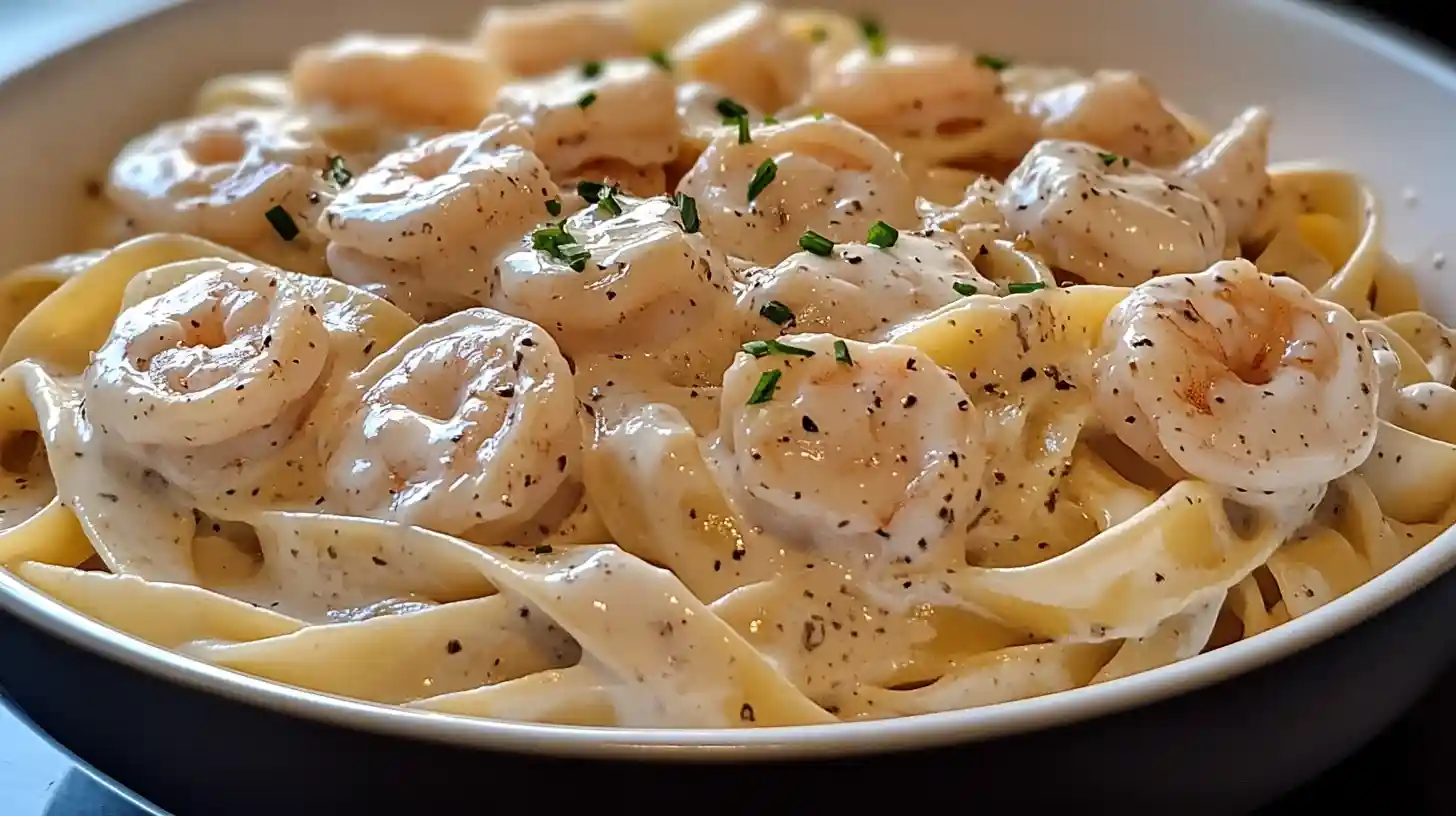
[2,0,1455,813]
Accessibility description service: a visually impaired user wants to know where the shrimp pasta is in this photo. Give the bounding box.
[3,0,1455,730]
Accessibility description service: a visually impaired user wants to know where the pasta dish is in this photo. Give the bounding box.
[1,0,1453,729]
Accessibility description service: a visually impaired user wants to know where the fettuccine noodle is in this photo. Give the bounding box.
[0,0,1450,729]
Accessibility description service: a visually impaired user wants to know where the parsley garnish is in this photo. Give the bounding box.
[576,180,606,201]
[596,184,623,217]
[531,225,591,271]
[545,198,562,217]
[265,206,299,241]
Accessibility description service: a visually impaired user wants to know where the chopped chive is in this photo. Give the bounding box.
[758,299,795,326]
[798,230,834,257]
[812,109,825,120]
[747,157,777,202]
[768,339,815,357]
[265,205,299,241]
[576,180,606,201]
[762,114,778,125]
[577,91,598,109]
[1097,151,1120,167]
[674,192,700,233]
[952,281,979,297]
[715,97,749,119]
[742,340,773,358]
[746,369,782,405]
[975,54,1012,71]
[1008,281,1048,294]
[558,242,591,272]
[860,16,886,56]
[531,225,569,251]
[325,155,352,187]
[545,198,562,217]
[596,184,623,217]
[736,116,752,144]
[531,225,591,271]
[810,26,829,43]
[648,50,671,70]
[833,339,852,365]
[866,220,898,248]
[581,60,603,79]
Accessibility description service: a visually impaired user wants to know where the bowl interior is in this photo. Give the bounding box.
[1,0,1456,755]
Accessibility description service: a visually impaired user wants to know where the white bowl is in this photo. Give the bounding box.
[1,0,1454,811]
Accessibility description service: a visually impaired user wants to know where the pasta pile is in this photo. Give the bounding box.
[0,0,1453,729]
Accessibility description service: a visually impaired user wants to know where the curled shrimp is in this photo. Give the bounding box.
[322,308,581,536]
[475,1,638,78]
[677,115,918,265]
[290,34,498,130]
[670,2,809,113]
[712,333,988,577]
[1094,259,1380,510]
[1022,70,1199,166]
[738,229,996,341]
[492,195,737,381]
[319,115,558,304]
[1176,107,1275,245]
[86,261,330,448]
[1000,140,1226,285]
[107,108,335,271]
[803,43,1035,166]
[494,59,680,183]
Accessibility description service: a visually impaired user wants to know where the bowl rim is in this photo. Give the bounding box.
[3,0,1456,761]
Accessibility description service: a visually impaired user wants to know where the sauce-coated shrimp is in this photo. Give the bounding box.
[712,333,988,576]
[320,115,558,305]
[493,195,737,381]
[738,229,996,341]
[1023,70,1199,166]
[107,109,335,271]
[1000,140,1226,285]
[671,2,809,113]
[323,308,581,536]
[290,34,498,130]
[475,1,638,78]
[86,262,330,448]
[494,60,680,184]
[803,44,1035,166]
[677,115,918,265]
[920,175,1005,253]
[1094,259,1380,509]
[1176,107,1275,245]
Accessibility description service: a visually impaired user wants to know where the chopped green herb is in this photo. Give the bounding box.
[557,242,592,272]
[581,60,604,79]
[758,299,795,326]
[1008,281,1048,294]
[1097,151,1121,167]
[798,230,834,257]
[747,369,782,405]
[648,50,672,70]
[531,225,591,271]
[810,26,829,43]
[674,192,700,233]
[533,544,554,554]
[767,339,815,357]
[596,184,623,217]
[545,198,562,217]
[576,180,606,201]
[860,16,887,56]
[325,155,352,187]
[812,109,826,120]
[577,91,598,109]
[762,114,778,125]
[975,54,1011,71]
[952,281,980,297]
[265,206,299,241]
[747,157,778,202]
[736,116,752,144]
[741,340,773,358]
[866,220,898,248]
[833,339,853,365]
[716,97,749,119]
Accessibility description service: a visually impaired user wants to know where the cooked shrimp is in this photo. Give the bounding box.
[323,308,580,536]
[712,333,988,577]
[677,115,918,265]
[738,229,996,341]
[1023,70,1199,166]
[475,1,638,78]
[493,59,679,183]
[86,262,329,448]
[920,175,1006,253]
[107,108,335,271]
[1094,259,1380,510]
[1000,140,1226,285]
[1177,108,1275,245]
[492,195,737,381]
[319,115,558,304]
[803,44,1036,166]
[290,34,498,130]
[671,2,809,113]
